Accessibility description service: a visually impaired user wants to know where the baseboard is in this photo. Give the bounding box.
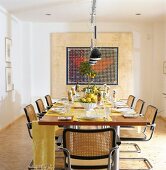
[0,114,24,132]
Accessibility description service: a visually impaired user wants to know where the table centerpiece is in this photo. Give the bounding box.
[79,62,99,111]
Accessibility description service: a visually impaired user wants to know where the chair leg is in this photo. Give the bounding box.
[120,143,141,153]
[120,157,153,170]
[28,160,33,170]
[56,135,63,146]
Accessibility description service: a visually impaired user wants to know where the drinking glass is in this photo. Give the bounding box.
[104,107,111,119]
[64,102,71,114]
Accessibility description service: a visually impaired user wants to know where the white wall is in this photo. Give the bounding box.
[152,22,165,116]
[20,22,32,105]
[0,7,32,129]
[31,22,165,116]
[163,22,166,117]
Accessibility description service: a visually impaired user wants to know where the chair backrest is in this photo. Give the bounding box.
[127,95,135,108]
[24,104,37,139]
[63,128,116,160]
[24,104,37,123]
[144,105,158,125]
[45,95,53,107]
[35,99,46,113]
[134,99,145,115]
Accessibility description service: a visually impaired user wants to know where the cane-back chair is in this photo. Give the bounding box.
[60,128,120,170]
[120,99,145,153]
[127,95,135,108]
[24,104,63,169]
[45,94,55,109]
[134,99,145,115]
[24,104,38,139]
[35,98,46,118]
[120,105,158,170]
[121,105,158,141]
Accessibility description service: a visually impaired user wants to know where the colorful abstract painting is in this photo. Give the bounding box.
[66,47,118,85]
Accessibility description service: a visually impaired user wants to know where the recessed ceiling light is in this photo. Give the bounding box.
[45,13,51,16]
[136,13,141,16]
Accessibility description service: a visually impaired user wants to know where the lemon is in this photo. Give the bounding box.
[81,98,86,103]
[91,98,97,103]
[90,94,94,98]
[86,97,91,103]
[86,93,92,98]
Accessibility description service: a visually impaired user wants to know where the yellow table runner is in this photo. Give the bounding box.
[32,121,55,169]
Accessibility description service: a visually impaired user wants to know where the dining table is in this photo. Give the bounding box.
[38,100,150,170]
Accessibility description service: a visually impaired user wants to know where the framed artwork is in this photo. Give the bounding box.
[66,47,118,85]
[163,61,166,74]
[5,67,13,91]
[5,37,12,63]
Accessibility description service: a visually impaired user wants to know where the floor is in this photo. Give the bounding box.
[0,115,166,170]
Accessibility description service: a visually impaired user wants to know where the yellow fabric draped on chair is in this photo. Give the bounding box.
[32,121,55,169]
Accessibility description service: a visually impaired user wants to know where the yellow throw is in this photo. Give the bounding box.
[32,121,55,169]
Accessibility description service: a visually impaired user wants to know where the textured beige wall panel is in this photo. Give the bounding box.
[51,33,133,99]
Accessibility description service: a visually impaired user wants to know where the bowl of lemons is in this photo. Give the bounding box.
[80,93,97,111]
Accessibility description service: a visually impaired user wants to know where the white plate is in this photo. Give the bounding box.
[50,107,65,114]
[123,113,139,118]
[115,101,126,105]
[114,108,130,112]
[116,105,129,108]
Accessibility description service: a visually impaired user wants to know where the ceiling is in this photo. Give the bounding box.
[0,0,165,23]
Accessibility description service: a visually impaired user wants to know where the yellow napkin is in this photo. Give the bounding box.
[32,121,55,169]
[46,113,71,117]
[111,108,122,113]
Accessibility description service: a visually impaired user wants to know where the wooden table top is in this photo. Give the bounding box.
[38,115,150,126]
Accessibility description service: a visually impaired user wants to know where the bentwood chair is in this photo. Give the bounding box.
[60,128,120,170]
[127,95,135,108]
[35,98,46,118]
[45,94,55,109]
[120,105,158,170]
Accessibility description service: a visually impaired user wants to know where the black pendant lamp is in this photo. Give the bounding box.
[89,0,101,65]
[90,47,101,61]
[89,59,97,65]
